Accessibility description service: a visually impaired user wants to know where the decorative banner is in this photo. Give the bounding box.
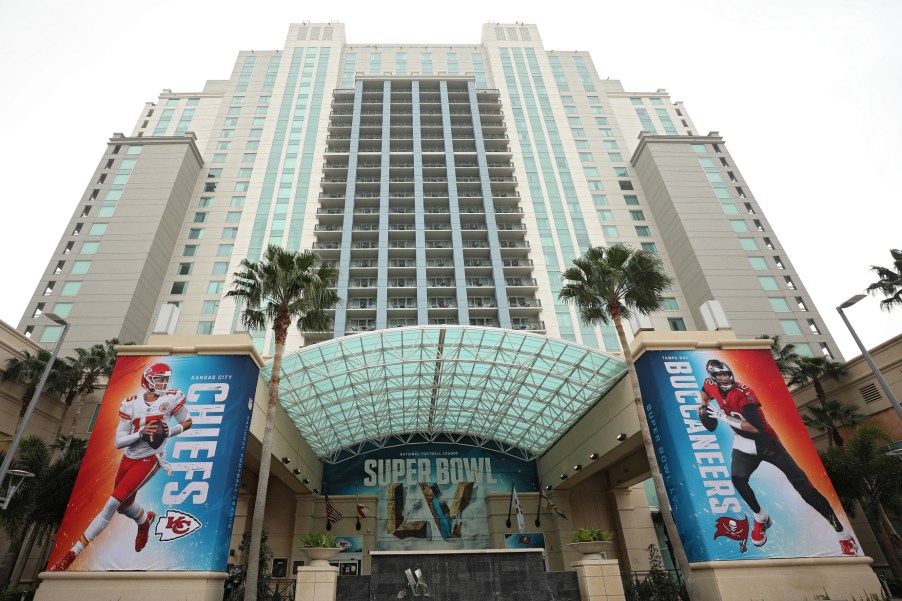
[335,535,363,554]
[48,354,259,571]
[504,532,545,549]
[324,444,539,551]
[635,349,861,562]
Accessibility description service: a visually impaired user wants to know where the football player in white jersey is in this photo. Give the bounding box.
[51,362,192,571]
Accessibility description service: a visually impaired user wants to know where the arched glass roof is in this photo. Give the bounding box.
[264,326,627,463]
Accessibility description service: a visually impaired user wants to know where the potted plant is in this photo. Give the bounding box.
[300,533,341,566]
[567,527,614,555]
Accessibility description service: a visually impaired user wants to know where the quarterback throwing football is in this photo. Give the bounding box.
[697,359,857,556]
[51,363,192,571]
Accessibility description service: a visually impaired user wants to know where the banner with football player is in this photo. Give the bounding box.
[635,348,860,562]
[47,354,260,571]
[323,443,539,551]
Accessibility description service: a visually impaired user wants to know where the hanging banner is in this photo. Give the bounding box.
[324,444,538,551]
[48,354,259,571]
[635,348,861,562]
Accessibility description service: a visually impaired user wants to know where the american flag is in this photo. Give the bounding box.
[540,489,568,520]
[325,491,342,524]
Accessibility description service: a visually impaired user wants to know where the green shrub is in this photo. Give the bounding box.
[567,527,614,543]
[302,532,338,548]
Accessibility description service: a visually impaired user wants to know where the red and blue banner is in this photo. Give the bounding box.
[48,354,259,571]
[324,444,538,551]
[635,348,860,561]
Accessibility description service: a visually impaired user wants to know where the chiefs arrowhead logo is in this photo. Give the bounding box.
[155,509,202,542]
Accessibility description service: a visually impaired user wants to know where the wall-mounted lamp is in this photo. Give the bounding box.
[293,468,301,475]
[616,433,627,442]
[573,464,582,471]
[302,478,311,485]
[544,485,552,491]
[559,473,568,480]
[589,452,599,460]
[313,488,321,494]
[281,457,291,464]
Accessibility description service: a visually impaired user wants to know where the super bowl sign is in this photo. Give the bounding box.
[48,354,259,571]
[635,348,860,562]
[324,444,538,551]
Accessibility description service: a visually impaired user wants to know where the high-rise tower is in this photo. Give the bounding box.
[18,22,840,360]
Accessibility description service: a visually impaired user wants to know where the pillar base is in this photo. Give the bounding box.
[34,570,227,601]
[690,556,883,601]
[296,564,339,601]
[571,557,626,601]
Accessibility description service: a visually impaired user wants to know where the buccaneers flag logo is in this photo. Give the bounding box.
[714,515,749,553]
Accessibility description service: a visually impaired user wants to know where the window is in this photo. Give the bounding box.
[217,244,233,257]
[584,167,599,177]
[71,260,91,275]
[730,220,749,233]
[220,129,234,138]
[758,276,779,290]
[188,228,204,240]
[629,210,645,221]
[88,223,108,235]
[748,257,768,270]
[170,282,188,295]
[564,106,577,114]
[769,298,791,312]
[52,302,73,318]
[630,97,643,105]
[599,128,614,136]
[238,168,253,177]
[193,213,208,223]
[216,142,231,151]
[203,182,217,192]
[614,167,629,177]
[228,107,240,116]
[624,195,639,205]
[588,181,603,191]
[212,154,227,164]
[234,182,249,192]
[635,226,651,237]
[579,152,593,162]
[575,140,590,149]
[176,263,193,275]
[641,242,658,253]
[222,227,238,239]
[592,195,608,205]
[668,318,687,331]
[126,146,143,155]
[618,181,634,190]
[691,144,706,153]
[183,245,198,256]
[208,168,222,178]
[739,238,758,251]
[224,118,238,126]
[597,210,613,221]
[201,300,220,315]
[81,241,99,254]
[231,96,244,104]
[207,281,224,294]
[242,153,257,162]
[571,128,585,136]
[608,153,623,162]
[650,98,664,106]
[40,325,64,343]
[230,196,246,207]
[196,322,214,335]
[567,117,582,125]
[603,140,618,149]
[602,225,619,237]
[662,298,679,310]
[60,282,82,296]
[595,117,609,125]
[780,319,803,336]
[198,197,213,207]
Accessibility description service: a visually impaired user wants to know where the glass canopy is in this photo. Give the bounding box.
[264,326,628,463]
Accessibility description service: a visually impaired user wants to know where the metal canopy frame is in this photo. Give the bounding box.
[264,326,627,463]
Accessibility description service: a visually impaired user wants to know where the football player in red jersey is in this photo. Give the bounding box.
[51,363,193,571]
[697,359,857,556]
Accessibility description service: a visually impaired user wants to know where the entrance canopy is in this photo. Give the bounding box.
[264,326,627,463]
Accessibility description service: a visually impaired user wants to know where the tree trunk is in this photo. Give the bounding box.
[877,502,902,578]
[0,538,23,591]
[813,377,827,407]
[63,386,92,455]
[244,335,286,601]
[31,526,55,583]
[8,524,40,589]
[51,402,73,448]
[865,498,902,578]
[611,311,699,599]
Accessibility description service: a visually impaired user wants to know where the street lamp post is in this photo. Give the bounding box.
[0,312,70,508]
[837,294,902,422]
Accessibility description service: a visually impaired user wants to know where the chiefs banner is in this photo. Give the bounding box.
[635,348,861,562]
[48,354,259,571]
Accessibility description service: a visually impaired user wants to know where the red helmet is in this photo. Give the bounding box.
[142,363,173,395]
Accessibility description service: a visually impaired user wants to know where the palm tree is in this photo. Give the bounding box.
[801,399,864,449]
[756,334,800,378]
[820,425,902,577]
[60,339,125,452]
[866,248,902,312]
[788,355,847,408]
[226,245,340,601]
[558,244,700,595]
[1,350,67,421]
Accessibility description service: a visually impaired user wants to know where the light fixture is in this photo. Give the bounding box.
[559,473,568,480]
[589,452,599,460]
[293,468,301,475]
[313,488,321,494]
[573,464,582,471]
[302,478,310,485]
[616,433,627,442]
[544,485,552,491]
[281,457,291,464]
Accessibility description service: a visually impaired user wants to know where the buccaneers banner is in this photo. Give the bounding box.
[635,349,861,561]
[323,444,539,551]
[48,354,259,571]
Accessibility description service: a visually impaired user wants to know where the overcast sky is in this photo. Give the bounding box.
[0,0,899,360]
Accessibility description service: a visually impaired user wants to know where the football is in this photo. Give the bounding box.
[142,420,169,449]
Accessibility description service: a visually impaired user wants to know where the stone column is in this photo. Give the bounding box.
[295,564,339,601]
[572,557,626,601]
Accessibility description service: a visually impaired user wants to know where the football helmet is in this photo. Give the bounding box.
[142,363,173,396]
[706,359,735,391]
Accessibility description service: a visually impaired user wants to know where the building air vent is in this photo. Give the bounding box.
[859,382,882,404]
[495,27,505,40]
[310,27,321,40]
[323,27,333,40]
[296,27,307,40]
[519,28,531,40]
[506,27,518,40]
